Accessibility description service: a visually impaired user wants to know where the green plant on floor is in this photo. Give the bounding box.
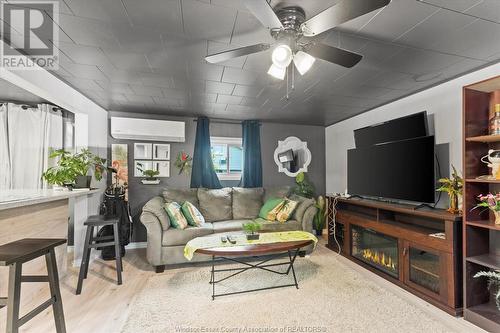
[474,270,500,311]
[242,221,261,234]
[314,196,327,232]
[293,172,315,199]
[42,148,106,186]
[436,165,463,214]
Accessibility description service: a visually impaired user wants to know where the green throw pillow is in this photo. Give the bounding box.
[164,202,188,229]
[181,201,205,226]
[259,197,285,220]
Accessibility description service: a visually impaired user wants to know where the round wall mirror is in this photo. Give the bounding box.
[273,136,312,177]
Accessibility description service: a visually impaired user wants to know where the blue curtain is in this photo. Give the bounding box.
[240,120,262,188]
[190,117,221,189]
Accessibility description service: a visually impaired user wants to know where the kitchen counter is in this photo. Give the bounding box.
[0,188,103,211]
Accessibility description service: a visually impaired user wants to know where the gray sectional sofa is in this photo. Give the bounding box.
[140,186,318,272]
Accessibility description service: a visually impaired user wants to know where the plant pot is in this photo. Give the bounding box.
[141,179,160,185]
[494,211,500,225]
[314,229,323,236]
[246,233,260,240]
[74,175,91,188]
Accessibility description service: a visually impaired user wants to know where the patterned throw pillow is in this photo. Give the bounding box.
[181,201,205,226]
[259,197,285,220]
[164,202,188,229]
[276,199,299,223]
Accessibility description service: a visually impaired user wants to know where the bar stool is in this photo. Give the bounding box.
[76,215,122,295]
[0,238,67,333]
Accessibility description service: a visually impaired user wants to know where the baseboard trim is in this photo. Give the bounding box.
[126,242,147,249]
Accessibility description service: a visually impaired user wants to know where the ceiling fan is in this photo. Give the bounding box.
[205,0,391,80]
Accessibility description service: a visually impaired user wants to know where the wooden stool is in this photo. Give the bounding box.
[76,216,122,295]
[0,238,67,333]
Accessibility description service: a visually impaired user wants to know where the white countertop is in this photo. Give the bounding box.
[0,188,103,211]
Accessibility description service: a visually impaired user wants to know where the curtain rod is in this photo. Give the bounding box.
[192,118,262,126]
[0,101,63,111]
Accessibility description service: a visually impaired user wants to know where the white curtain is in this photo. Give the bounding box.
[0,104,10,190]
[5,103,63,190]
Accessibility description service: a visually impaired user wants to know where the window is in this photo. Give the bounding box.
[210,137,243,180]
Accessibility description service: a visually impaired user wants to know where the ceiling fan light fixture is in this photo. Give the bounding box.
[267,63,286,80]
[271,44,293,68]
[293,51,315,75]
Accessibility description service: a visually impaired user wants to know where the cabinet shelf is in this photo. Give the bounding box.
[464,303,500,332]
[466,220,500,231]
[465,178,500,184]
[466,254,500,270]
[465,134,500,143]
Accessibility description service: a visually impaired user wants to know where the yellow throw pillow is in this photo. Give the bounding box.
[164,202,188,229]
[276,199,298,223]
[267,200,286,221]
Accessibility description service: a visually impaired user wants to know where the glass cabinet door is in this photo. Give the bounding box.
[406,244,441,296]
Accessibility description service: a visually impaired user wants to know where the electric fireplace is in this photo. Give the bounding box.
[351,225,399,278]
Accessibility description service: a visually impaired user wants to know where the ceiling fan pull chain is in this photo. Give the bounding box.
[291,64,295,91]
[286,66,289,100]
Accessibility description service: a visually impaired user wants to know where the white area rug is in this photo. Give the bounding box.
[122,246,458,333]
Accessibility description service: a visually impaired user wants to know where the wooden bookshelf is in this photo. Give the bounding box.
[463,75,500,331]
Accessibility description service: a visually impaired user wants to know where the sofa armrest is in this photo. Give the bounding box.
[302,205,317,234]
[140,212,163,266]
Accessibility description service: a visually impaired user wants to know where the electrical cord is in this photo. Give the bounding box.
[328,195,341,255]
[433,153,442,208]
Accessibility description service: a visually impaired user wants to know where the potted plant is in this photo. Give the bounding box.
[474,270,500,311]
[314,196,327,236]
[436,165,463,214]
[293,172,315,199]
[140,168,160,185]
[42,148,106,189]
[473,193,500,224]
[242,221,262,240]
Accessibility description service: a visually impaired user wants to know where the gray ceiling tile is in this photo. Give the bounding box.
[182,0,237,44]
[465,0,500,23]
[57,42,113,67]
[210,0,248,12]
[95,81,134,94]
[130,84,164,97]
[396,9,476,49]
[381,48,464,75]
[191,93,217,103]
[357,0,438,41]
[226,104,257,113]
[98,67,144,84]
[188,63,224,81]
[422,0,483,12]
[60,62,109,81]
[139,73,175,88]
[217,94,243,105]
[58,14,120,49]
[162,88,189,99]
[232,84,263,97]
[222,67,260,85]
[102,49,151,71]
[122,0,183,34]
[111,23,164,52]
[63,77,104,91]
[206,80,235,95]
[64,0,129,23]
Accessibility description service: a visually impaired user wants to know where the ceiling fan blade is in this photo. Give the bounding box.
[205,43,271,64]
[243,0,283,30]
[301,0,391,37]
[306,43,362,68]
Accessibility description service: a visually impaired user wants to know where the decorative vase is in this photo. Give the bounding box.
[74,175,91,189]
[246,233,259,240]
[494,210,500,225]
[448,192,459,214]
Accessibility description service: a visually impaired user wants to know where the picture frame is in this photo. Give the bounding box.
[153,143,170,160]
[155,161,170,177]
[134,160,153,177]
[134,143,152,159]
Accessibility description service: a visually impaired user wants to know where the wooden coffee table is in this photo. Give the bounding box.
[195,237,313,300]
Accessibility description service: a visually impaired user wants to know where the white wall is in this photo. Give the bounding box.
[325,62,500,195]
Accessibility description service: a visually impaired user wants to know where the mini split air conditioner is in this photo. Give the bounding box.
[111,117,185,142]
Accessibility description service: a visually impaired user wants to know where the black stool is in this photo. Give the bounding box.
[76,215,122,295]
[0,238,67,333]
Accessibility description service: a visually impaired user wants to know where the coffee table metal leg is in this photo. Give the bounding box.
[211,255,215,301]
[288,249,299,289]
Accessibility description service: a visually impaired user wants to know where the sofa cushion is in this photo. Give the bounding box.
[163,188,199,207]
[142,196,169,230]
[259,219,302,232]
[162,224,214,246]
[259,197,284,220]
[164,202,188,229]
[232,187,264,219]
[276,199,299,223]
[198,188,233,222]
[290,194,315,223]
[212,220,252,233]
[181,201,205,226]
[264,186,291,202]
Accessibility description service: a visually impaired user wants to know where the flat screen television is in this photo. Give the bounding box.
[354,111,428,147]
[347,135,435,203]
